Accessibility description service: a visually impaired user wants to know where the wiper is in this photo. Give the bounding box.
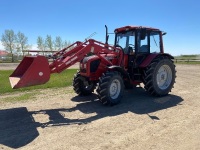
[153,35,158,47]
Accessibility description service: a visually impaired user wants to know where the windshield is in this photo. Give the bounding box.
[115,31,135,54]
[150,32,160,53]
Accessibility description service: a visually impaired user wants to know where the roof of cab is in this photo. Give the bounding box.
[114,26,161,33]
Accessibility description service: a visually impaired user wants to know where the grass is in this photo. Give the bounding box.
[174,54,200,59]
[1,92,38,103]
[0,69,77,94]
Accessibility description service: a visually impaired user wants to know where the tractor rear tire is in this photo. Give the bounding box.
[143,56,176,96]
[97,71,124,105]
[73,72,96,96]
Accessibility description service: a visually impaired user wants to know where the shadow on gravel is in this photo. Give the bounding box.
[0,87,183,148]
[0,107,40,149]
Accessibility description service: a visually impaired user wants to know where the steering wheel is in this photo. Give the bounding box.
[115,44,124,51]
[128,44,135,48]
[128,44,135,55]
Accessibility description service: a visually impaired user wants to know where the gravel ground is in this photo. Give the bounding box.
[0,64,200,150]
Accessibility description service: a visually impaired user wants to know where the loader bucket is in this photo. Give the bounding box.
[9,56,50,89]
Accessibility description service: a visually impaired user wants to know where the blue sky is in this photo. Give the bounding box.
[0,0,200,56]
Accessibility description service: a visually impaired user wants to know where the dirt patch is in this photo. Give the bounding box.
[0,63,19,70]
[0,64,200,150]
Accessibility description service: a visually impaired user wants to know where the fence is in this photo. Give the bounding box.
[174,59,200,63]
[0,50,58,62]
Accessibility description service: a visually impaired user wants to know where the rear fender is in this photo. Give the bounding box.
[139,53,174,68]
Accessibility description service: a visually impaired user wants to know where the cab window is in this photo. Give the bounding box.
[137,32,148,53]
[150,32,160,53]
[115,31,135,54]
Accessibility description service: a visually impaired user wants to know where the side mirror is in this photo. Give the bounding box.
[140,28,146,40]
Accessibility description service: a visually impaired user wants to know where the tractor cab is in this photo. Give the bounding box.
[114,26,165,67]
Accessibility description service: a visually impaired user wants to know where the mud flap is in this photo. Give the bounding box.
[9,56,50,89]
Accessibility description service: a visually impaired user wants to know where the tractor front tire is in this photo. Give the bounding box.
[73,72,96,96]
[97,71,124,105]
[143,56,176,96]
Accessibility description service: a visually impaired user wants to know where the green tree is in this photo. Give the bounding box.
[16,31,29,56]
[54,36,62,50]
[63,40,68,48]
[37,36,45,55]
[63,40,72,48]
[1,29,16,62]
[45,35,53,51]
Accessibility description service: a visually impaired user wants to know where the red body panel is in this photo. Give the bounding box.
[139,53,159,68]
[139,53,174,68]
[80,53,120,80]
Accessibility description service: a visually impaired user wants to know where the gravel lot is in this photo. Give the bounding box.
[0,64,200,150]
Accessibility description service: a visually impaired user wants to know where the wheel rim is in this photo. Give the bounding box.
[156,65,172,90]
[109,79,121,99]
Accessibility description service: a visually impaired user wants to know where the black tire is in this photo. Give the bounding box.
[73,72,96,96]
[143,56,176,96]
[97,71,124,105]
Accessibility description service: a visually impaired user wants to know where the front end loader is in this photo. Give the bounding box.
[10,25,176,105]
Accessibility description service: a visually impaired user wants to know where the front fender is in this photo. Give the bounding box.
[139,53,174,68]
[107,66,130,79]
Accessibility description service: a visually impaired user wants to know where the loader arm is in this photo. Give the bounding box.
[49,39,118,73]
[9,39,122,89]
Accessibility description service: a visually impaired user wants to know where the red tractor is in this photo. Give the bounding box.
[9,25,176,105]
